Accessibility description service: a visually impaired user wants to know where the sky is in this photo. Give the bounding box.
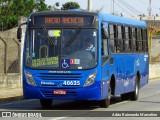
[45,0,160,17]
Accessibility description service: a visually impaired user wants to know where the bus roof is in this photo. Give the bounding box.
[99,13,147,27]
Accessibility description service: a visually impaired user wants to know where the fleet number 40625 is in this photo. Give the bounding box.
[63,81,80,86]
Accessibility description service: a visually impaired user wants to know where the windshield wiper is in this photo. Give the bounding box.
[66,27,81,47]
[42,26,55,45]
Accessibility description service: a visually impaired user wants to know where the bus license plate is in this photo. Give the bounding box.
[53,90,66,95]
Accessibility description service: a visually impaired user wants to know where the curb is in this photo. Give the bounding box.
[149,78,160,81]
[0,95,23,103]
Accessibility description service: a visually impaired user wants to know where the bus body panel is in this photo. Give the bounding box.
[100,13,148,98]
[101,54,148,97]
[138,53,149,88]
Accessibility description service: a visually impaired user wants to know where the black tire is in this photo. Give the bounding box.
[121,93,130,100]
[99,85,111,108]
[40,99,52,108]
[129,75,139,101]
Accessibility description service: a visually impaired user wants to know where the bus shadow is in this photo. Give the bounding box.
[0,96,124,110]
[110,96,123,105]
[41,96,123,110]
[41,100,98,110]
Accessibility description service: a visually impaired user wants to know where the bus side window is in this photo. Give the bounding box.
[109,24,116,53]
[102,24,109,64]
[128,27,132,53]
[143,29,148,52]
[117,25,123,53]
[132,28,136,52]
[102,31,108,56]
[141,29,146,52]
[137,28,143,52]
[122,26,125,53]
[135,28,139,52]
[124,27,130,52]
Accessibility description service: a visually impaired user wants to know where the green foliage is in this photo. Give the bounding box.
[0,0,49,30]
[61,2,80,10]
[156,30,160,35]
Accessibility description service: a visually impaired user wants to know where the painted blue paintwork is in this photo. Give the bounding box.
[98,13,148,98]
[23,11,148,101]
[101,13,146,27]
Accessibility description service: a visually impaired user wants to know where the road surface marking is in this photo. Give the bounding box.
[49,117,67,120]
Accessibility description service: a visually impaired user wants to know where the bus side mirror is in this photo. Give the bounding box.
[103,25,109,39]
[17,27,22,42]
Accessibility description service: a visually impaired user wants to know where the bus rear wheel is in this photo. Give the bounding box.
[40,99,52,108]
[99,85,111,108]
[129,75,139,101]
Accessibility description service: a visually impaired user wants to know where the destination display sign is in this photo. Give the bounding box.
[33,16,93,26]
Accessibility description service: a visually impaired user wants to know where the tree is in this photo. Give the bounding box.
[47,2,60,11]
[156,30,160,35]
[61,2,80,10]
[33,0,48,12]
[0,0,50,30]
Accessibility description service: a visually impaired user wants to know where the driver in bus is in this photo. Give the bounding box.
[85,38,95,52]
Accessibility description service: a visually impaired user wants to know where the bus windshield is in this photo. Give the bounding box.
[25,28,98,70]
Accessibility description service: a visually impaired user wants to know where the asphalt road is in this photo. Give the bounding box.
[0,79,160,120]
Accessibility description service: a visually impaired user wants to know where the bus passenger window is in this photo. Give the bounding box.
[124,27,130,52]
[125,27,129,39]
[117,26,123,53]
[128,27,132,52]
[122,26,126,52]
[109,24,116,53]
[102,39,108,55]
[102,28,108,56]
[124,39,129,52]
[137,29,142,52]
[143,29,148,52]
[110,40,115,53]
[132,28,136,52]
[141,29,146,52]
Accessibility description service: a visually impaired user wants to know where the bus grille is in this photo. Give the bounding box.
[37,73,83,81]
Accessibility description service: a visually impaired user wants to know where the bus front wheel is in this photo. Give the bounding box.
[99,85,111,108]
[40,99,52,108]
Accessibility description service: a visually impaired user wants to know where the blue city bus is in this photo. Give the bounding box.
[17,10,149,108]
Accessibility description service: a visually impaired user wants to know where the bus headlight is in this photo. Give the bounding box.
[25,71,37,86]
[84,72,97,87]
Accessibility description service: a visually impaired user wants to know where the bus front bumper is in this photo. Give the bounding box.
[23,82,101,100]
